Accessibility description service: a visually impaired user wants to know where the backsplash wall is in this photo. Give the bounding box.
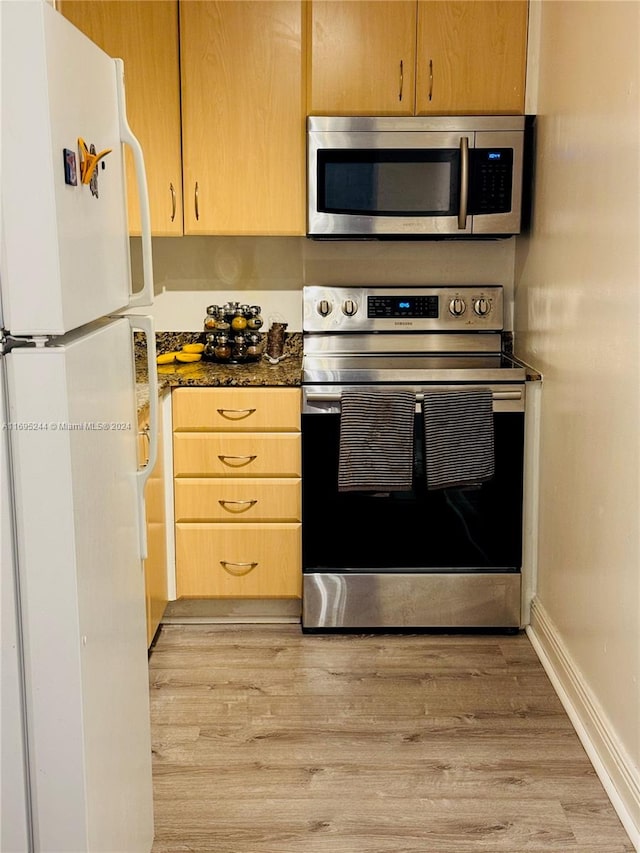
[129,236,517,331]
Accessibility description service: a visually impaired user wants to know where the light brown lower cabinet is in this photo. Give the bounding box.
[175,478,301,523]
[172,387,302,600]
[138,402,169,646]
[176,523,301,597]
[173,433,301,478]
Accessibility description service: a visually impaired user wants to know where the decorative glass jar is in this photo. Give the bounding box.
[202,303,264,363]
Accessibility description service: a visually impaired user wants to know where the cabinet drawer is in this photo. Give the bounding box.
[176,523,301,598]
[174,433,301,477]
[175,478,301,522]
[173,387,301,432]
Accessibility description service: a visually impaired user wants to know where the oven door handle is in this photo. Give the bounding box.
[304,390,523,402]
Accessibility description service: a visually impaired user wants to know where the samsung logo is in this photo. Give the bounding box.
[394,321,414,326]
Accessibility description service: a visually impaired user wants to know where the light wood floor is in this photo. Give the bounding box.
[148,625,633,852]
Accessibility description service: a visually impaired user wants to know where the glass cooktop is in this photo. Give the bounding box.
[302,353,527,384]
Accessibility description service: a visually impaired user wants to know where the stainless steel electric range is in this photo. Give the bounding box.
[301,284,528,631]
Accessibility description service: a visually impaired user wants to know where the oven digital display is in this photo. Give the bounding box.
[368,295,439,319]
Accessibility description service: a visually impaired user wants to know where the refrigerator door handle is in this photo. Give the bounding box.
[115,58,154,310]
[127,315,157,560]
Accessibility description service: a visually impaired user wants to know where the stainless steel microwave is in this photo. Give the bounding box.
[307,116,533,239]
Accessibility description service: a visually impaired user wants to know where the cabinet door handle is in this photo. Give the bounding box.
[217,407,256,419]
[399,59,404,102]
[194,181,199,221]
[170,182,176,222]
[138,425,150,468]
[218,499,258,513]
[220,560,258,576]
[428,59,434,102]
[218,454,257,467]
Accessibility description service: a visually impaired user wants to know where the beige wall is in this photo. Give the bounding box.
[130,236,518,331]
[514,0,639,834]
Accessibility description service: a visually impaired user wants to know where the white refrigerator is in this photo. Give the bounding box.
[1,3,158,850]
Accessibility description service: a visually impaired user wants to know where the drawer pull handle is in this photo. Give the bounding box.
[217,407,256,419]
[218,454,257,467]
[220,560,258,576]
[218,499,258,513]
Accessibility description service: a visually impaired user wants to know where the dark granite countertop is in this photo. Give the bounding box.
[135,330,540,420]
[135,332,303,419]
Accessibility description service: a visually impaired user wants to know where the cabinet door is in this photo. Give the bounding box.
[180,1,305,235]
[308,1,417,116]
[416,1,528,115]
[138,405,168,647]
[58,1,183,236]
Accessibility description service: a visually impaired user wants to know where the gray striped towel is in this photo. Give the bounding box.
[338,389,415,492]
[422,389,494,490]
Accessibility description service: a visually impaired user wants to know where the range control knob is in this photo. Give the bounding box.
[448,297,466,317]
[473,298,491,317]
[317,299,332,317]
[342,299,358,317]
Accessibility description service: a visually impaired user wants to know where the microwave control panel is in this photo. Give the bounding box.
[469,149,514,214]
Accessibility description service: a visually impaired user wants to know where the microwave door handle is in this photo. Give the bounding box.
[458,136,469,230]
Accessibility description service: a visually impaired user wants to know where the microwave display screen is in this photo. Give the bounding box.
[317,149,459,216]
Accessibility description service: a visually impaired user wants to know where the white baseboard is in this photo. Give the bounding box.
[527,598,640,852]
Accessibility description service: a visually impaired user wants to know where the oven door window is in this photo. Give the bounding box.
[302,412,524,572]
[317,149,460,217]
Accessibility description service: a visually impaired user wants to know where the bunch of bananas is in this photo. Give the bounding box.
[156,342,204,364]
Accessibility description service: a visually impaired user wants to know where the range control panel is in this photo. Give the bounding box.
[303,286,504,333]
[368,295,439,319]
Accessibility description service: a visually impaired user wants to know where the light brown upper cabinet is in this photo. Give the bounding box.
[416,1,528,115]
[307,1,417,116]
[58,1,183,236]
[179,2,305,235]
[308,1,528,116]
